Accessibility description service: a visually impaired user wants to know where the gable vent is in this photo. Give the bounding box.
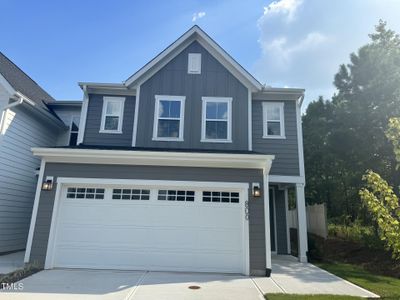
[188,53,201,74]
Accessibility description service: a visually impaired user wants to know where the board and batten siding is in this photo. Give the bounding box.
[252,100,300,176]
[29,163,267,275]
[136,41,249,151]
[83,94,135,146]
[0,106,58,253]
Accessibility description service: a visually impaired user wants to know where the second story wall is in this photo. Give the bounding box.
[135,41,249,151]
[252,99,300,176]
[83,94,136,147]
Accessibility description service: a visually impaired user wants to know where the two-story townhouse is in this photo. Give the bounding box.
[24,26,307,277]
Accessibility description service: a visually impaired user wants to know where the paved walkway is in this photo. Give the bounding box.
[253,255,379,298]
[0,251,24,275]
[0,256,379,299]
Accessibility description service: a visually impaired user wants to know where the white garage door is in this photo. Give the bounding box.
[47,180,249,274]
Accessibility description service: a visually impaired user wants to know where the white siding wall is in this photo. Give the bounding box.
[0,106,58,252]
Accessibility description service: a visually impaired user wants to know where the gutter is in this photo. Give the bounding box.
[0,92,67,133]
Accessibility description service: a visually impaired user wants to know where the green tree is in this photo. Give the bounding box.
[303,20,400,222]
[359,118,400,259]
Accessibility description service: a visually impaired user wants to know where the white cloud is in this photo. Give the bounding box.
[262,32,328,64]
[192,11,206,22]
[262,0,303,23]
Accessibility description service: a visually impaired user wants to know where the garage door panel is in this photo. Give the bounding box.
[54,247,242,273]
[52,183,247,274]
[56,225,242,251]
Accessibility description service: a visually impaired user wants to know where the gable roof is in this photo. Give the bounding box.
[124,26,263,91]
[0,51,55,109]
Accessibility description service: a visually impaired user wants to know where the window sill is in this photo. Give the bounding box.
[152,137,184,142]
[200,139,232,143]
[99,130,123,134]
[262,135,286,139]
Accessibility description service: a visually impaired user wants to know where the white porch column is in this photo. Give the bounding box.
[296,183,308,262]
[263,170,272,276]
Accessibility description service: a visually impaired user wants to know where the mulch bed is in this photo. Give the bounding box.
[312,236,400,278]
[0,265,42,289]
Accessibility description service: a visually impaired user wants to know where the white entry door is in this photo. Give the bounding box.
[46,180,249,274]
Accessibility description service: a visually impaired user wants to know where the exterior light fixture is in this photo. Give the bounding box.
[41,176,54,191]
[252,183,261,197]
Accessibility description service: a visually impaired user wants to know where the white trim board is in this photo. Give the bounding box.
[77,86,88,145]
[131,85,141,146]
[269,175,305,184]
[44,178,251,275]
[32,147,275,171]
[296,96,305,178]
[24,159,46,262]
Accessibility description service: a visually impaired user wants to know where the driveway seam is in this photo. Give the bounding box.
[250,277,280,299]
[270,276,287,293]
[124,271,149,300]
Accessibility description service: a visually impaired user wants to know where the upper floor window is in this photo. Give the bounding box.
[153,95,185,141]
[262,102,285,139]
[100,97,125,133]
[201,97,232,143]
[69,115,80,146]
[188,53,201,74]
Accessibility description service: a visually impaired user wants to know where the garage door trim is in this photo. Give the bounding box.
[45,177,250,275]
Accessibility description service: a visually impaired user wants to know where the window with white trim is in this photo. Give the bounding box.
[262,102,285,138]
[68,115,80,146]
[153,95,185,141]
[188,53,201,74]
[201,97,232,142]
[100,97,125,133]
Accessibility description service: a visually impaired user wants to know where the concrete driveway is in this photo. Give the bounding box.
[0,258,379,299]
[0,269,264,300]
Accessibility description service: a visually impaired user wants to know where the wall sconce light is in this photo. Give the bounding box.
[41,176,54,191]
[252,183,261,197]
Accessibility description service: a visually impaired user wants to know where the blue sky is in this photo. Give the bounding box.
[1,0,400,108]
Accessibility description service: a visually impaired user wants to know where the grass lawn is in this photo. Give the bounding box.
[316,262,400,299]
[265,262,400,300]
[266,295,362,300]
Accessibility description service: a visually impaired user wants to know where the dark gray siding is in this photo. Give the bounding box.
[83,94,135,146]
[252,100,300,176]
[136,41,249,151]
[274,188,289,254]
[29,163,267,275]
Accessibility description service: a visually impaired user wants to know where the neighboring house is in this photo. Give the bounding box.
[0,52,81,253]
[24,26,308,277]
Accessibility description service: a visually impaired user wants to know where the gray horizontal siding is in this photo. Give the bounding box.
[0,105,58,253]
[83,94,135,146]
[252,100,300,176]
[29,163,266,275]
[136,41,249,151]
